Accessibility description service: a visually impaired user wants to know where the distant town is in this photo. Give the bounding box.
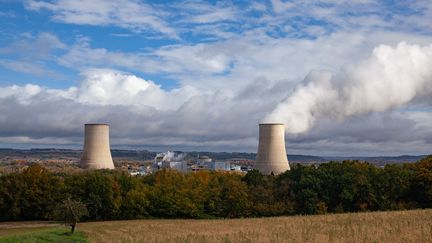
[0,148,427,175]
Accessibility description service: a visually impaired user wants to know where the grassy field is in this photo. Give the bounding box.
[78,209,432,243]
[1,209,431,242]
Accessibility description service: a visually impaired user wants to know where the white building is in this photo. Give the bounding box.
[209,161,231,171]
[161,161,188,173]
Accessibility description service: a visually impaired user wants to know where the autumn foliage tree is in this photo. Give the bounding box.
[0,156,431,221]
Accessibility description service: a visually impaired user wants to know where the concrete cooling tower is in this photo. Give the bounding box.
[80,124,115,169]
[254,123,290,175]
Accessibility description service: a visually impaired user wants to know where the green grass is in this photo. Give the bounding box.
[0,227,88,243]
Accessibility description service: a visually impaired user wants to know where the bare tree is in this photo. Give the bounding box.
[54,197,88,233]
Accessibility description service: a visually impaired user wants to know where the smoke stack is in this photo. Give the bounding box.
[255,123,290,175]
[80,124,115,169]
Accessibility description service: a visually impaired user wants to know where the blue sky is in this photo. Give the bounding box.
[1,0,432,156]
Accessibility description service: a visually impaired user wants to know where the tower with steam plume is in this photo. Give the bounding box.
[255,123,290,175]
[80,124,115,169]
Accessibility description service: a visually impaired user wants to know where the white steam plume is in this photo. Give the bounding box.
[263,42,432,134]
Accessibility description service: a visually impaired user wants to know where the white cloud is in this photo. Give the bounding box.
[264,42,432,134]
[75,69,199,110]
[266,0,432,35]
[2,1,432,155]
[285,110,432,156]
[54,29,432,93]
[22,0,432,41]
[0,84,42,104]
[174,1,238,23]
[0,60,54,76]
[0,32,65,58]
[0,65,431,155]
[25,0,178,38]
[0,68,274,150]
[0,32,65,76]
[271,0,295,13]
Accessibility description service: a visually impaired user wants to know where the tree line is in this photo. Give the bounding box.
[0,156,431,221]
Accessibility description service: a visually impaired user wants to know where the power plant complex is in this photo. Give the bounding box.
[254,123,290,175]
[79,124,115,169]
[78,122,290,174]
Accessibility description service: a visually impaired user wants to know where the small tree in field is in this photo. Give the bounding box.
[54,197,88,233]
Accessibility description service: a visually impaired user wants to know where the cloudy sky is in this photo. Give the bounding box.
[1,0,432,156]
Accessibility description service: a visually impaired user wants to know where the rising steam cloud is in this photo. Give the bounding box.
[263,42,432,134]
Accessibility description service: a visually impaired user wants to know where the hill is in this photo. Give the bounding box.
[1,148,427,166]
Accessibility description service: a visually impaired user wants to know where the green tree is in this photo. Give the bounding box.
[20,164,63,219]
[64,171,122,220]
[0,164,62,220]
[375,164,413,210]
[147,170,210,218]
[0,173,23,220]
[244,170,285,216]
[205,172,251,218]
[121,186,150,219]
[408,155,432,208]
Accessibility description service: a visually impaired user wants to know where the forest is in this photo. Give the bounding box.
[0,156,431,221]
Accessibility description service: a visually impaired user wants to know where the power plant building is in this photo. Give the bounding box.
[254,123,290,175]
[80,124,115,169]
[161,161,188,172]
[209,161,231,171]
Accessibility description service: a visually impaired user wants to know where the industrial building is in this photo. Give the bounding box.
[254,123,290,175]
[150,151,233,173]
[209,161,231,171]
[197,155,212,163]
[79,124,115,169]
[77,122,290,174]
[161,161,188,172]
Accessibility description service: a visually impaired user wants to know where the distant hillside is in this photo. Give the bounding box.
[0,148,428,165]
[324,155,428,165]
[288,154,327,163]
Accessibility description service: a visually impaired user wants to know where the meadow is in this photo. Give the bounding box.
[3,209,429,243]
[78,209,432,242]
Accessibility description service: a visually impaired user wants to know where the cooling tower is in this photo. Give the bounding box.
[255,123,290,175]
[80,124,115,169]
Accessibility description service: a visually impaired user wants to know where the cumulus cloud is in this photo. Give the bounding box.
[0,68,281,150]
[264,42,432,134]
[283,109,432,156]
[2,1,431,155]
[4,1,432,155]
[75,69,200,110]
[0,69,199,110]
[0,60,431,155]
